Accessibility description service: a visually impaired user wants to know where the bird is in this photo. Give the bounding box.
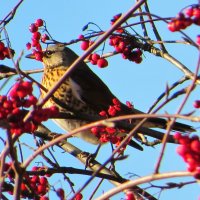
[26,43,194,150]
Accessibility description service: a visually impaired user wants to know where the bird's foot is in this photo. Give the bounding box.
[80,144,102,169]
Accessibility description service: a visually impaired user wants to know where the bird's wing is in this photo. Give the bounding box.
[70,62,118,111]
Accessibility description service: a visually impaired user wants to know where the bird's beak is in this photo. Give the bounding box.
[25,53,36,59]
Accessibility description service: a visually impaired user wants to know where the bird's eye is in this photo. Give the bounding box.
[44,50,54,57]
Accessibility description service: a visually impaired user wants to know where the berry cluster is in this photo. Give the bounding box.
[168,5,200,37]
[88,53,108,68]
[0,80,58,135]
[174,132,200,179]
[0,41,15,60]
[4,164,49,199]
[91,98,122,143]
[91,126,118,143]
[27,19,49,61]
[109,35,142,63]
[91,98,131,151]
[23,175,48,197]
[79,35,109,68]
[110,13,124,33]
[99,98,122,117]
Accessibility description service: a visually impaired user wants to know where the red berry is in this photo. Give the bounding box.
[90,59,97,65]
[39,177,48,185]
[0,41,5,51]
[49,105,59,116]
[193,17,200,25]
[78,34,84,39]
[184,18,192,27]
[113,13,122,20]
[56,188,65,199]
[134,56,142,64]
[108,105,117,116]
[187,163,196,172]
[36,43,42,51]
[176,145,188,156]
[197,35,200,45]
[21,183,27,192]
[35,19,44,27]
[24,96,37,107]
[17,90,27,98]
[193,100,200,108]
[31,175,39,183]
[106,127,116,134]
[26,42,31,50]
[75,193,83,200]
[3,100,12,109]
[34,51,43,61]
[12,108,20,115]
[185,7,193,17]
[110,135,119,144]
[32,38,39,47]
[194,171,200,179]
[191,140,200,153]
[112,37,121,45]
[99,110,107,117]
[125,191,136,200]
[41,34,49,42]
[100,134,109,143]
[193,8,200,18]
[37,184,47,195]
[126,101,133,109]
[32,32,41,40]
[21,81,32,90]
[179,136,190,145]
[174,132,182,140]
[91,127,100,135]
[29,23,38,33]
[91,53,100,61]
[40,196,49,200]
[10,128,23,135]
[80,40,89,50]
[97,58,108,68]
[0,52,5,60]
[32,166,39,171]
[21,81,32,88]
[168,21,177,32]
[112,98,120,105]
[118,41,126,51]
[3,47,14,58]
[114,46,121,53]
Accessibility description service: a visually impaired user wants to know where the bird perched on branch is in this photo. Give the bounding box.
[26,44,194,150]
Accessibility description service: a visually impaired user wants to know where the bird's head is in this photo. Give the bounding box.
[26,44,78,69]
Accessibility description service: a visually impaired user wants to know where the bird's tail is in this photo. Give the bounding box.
[143,117,195,132]
[120,103,195,133]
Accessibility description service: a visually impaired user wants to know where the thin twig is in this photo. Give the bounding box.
[154,51,200,173]
[95,171,192,200]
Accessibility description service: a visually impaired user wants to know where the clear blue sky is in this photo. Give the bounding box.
[1,1,199,199]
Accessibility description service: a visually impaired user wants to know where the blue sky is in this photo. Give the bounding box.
[1,1,200,199]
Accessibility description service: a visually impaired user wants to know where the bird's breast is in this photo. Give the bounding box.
[41,68,96,115]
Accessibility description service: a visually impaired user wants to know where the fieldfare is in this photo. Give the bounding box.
[26,44,194,150]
